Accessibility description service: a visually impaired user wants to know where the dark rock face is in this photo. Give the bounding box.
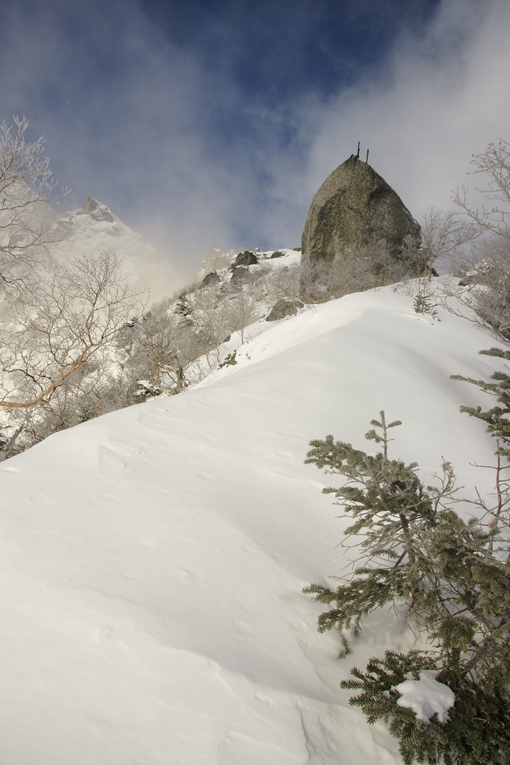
[230,266,261,286]
[201,271,220,287]
[78,197,114,223]
[266,299,303,321]
[80,197,101,215]
[301,155,420,265]
[270,250,285,259]
[232,250,258,268]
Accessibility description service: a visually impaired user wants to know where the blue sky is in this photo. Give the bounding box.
[1,0,510,277]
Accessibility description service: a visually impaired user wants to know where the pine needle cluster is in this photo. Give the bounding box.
[304,411,510,764]
[342,650,509,765]
[451,346,510,459]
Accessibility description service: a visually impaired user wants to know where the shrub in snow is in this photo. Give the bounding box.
[299,240,415,303]
[218,351,237,369]
[304,411,510,764]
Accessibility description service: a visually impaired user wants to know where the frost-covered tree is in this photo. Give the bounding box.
[449,140,510,339]
[189,289,233,366]
[453,236,510,339]
[0,116,65,288]
[124,297,205,399]
[223,292,261,344]
[0,250,144,457]
[454,140,510,243]
[0,117,150,456]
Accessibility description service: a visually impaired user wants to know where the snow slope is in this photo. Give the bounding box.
[0,284,503,764]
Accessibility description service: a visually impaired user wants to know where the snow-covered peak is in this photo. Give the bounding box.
[78,196,117,223]
[53,199,181,304]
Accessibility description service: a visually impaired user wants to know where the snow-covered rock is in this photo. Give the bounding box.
[195,246,301,285]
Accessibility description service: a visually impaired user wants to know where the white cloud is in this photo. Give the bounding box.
[299,0,510,226]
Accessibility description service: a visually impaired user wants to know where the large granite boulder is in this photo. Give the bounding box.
[301,155,420,266]
[265,299,303,321]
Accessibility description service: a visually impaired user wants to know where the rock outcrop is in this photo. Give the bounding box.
[266,299,303,321]
[232,250,259,268]
[230,265,262,286]
[301,155,420,266]
[78,197,115,223]
[201,271,221,288]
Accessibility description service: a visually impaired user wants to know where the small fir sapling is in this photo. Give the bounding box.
[413,292,439,318]
[304,412,510,765]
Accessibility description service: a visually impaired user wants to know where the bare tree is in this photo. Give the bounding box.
[441,236,510,340]
[189,289,232,366]
[0,116,66,288]
[446,140,510,338]
[223,292,261,344]
[454,140,510,242]
[0,119,151,457]
[417,207,477,278]
[126,299,204,396]
[265,263,303,312]
[395,209,477,314]
[0,250,145,418]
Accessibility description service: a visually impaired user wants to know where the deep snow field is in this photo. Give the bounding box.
[0,281,504,764]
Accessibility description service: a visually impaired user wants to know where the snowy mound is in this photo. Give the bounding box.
[0,285,502,764]
[53,198,181,303]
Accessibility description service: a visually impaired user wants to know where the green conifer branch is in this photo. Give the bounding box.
[304,410,510,764]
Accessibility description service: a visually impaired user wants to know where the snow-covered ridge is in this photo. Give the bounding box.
[0,284,503,764]
[195,246,301,282]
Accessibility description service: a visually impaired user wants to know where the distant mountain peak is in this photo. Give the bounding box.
[78,197,115,223]
[55,199,181,303]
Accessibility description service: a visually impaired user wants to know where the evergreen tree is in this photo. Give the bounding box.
[304,412,510,764]
[413,292,439,318]
[451,347,510,459]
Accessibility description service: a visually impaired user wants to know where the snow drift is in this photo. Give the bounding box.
[0,283,502,764]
